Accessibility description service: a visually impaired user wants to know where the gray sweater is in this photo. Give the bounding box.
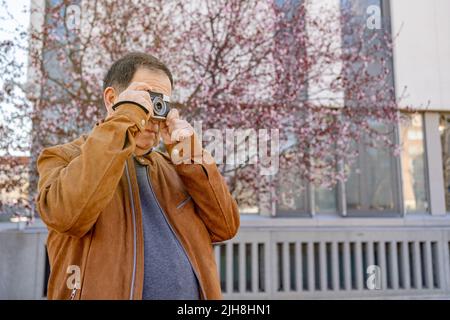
[134,157,200,300]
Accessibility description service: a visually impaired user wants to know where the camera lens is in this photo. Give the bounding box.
[152,97,167,116]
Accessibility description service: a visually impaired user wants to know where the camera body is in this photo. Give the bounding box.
[148,91,171,120]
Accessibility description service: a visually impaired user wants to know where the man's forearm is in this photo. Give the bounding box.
[37,103,149,237]
[174,150,240,242]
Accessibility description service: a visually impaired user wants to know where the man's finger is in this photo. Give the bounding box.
[171,127,194,142]
[166,108,179,125]
[168,120,190,133]
[160,120,169,130]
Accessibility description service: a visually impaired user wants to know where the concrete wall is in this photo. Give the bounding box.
[390,0,450,111]
[2,218,450,299]
[0,226,47,299]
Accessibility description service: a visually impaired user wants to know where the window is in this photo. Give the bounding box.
[43,0,82,88]
[276,165,309,216]
[276,164,339,216]
[345,124,399,215]
[400,113,428,213]
[270,0,404,218]
[275,134,339,216]
[340,0,398,216]
[314,185,338,213]
[440,114,450,212]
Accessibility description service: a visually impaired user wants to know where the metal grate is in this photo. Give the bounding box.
[215,241,266,294]
[215,230,449,299]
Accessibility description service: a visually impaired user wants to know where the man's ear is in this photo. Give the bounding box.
[103,87,117,115]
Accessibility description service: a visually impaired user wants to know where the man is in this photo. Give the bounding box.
[36,52,240,300]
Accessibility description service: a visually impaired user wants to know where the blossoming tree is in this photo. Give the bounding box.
[0,0,407,217]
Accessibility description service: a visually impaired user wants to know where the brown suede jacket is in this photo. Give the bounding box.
[36,103,240,300]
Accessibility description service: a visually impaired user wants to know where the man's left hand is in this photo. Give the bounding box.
[161,109,203,164]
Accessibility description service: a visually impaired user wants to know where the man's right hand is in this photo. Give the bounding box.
[115,82,154,117]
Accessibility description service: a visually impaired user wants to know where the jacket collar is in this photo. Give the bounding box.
[134,148,154,166]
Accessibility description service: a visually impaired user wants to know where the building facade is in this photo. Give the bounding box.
[1,0,450,299]
[219,0,450,299]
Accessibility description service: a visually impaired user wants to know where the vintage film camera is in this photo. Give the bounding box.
[148,91,171,120]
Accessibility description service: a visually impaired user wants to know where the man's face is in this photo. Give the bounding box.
[104,67,172,155]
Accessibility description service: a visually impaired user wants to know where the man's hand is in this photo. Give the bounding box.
[115,82,154,117]
[160,109,193,145]
[161,109,203,164]
[111,82,162,156]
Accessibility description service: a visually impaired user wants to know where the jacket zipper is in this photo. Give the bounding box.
[176,195,192,209]
[145,166,207,300]
[125,161,138,300]
[69,288,77,300]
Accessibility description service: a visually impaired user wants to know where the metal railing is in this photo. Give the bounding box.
[216,228,450,299]
[2,221,450,299]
